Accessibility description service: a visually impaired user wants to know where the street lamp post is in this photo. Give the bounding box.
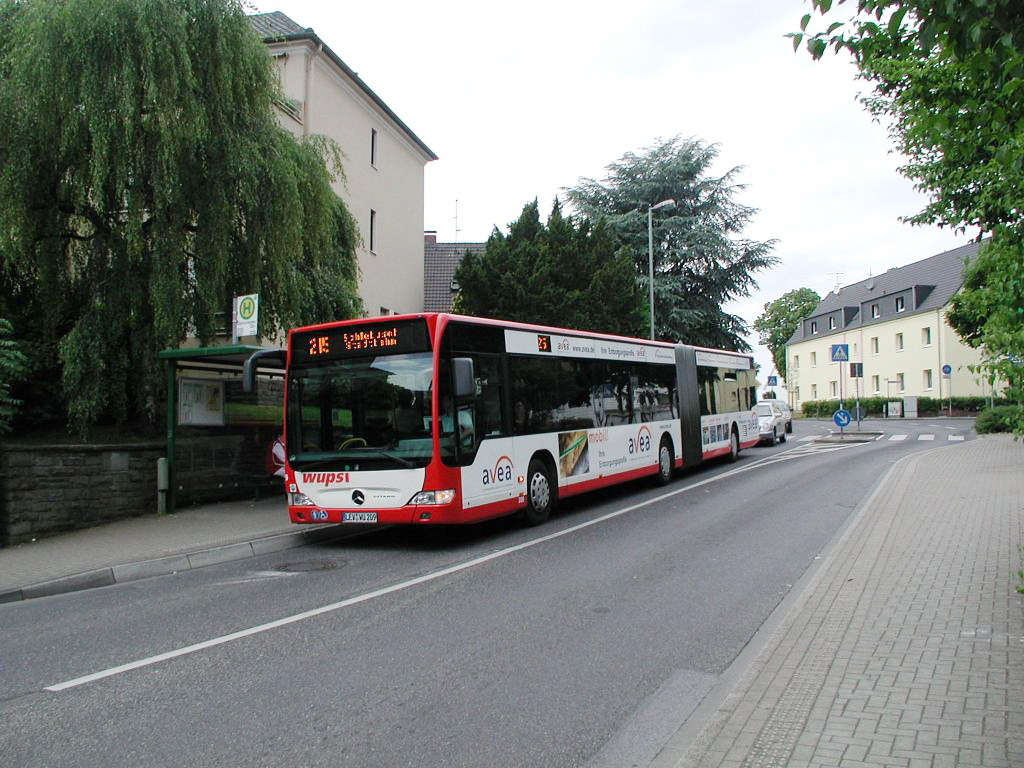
[647,199,675,340]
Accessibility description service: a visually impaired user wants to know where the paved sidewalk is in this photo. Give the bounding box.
[656,435,1024,768]
[0,495,346,602]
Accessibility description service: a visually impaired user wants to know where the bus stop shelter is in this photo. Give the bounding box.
[158,345,284,513]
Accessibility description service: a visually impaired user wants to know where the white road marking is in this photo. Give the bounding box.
[889,434,908,441]
[948,435,965,441]
[45,436,872,693]
[918,434,935,441]
[797,435,819,442]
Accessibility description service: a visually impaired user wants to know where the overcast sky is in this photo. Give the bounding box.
[249,0,974,386]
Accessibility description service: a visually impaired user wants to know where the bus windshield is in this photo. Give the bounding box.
[286,352,435,470]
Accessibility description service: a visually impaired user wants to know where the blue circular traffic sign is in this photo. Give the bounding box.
[833,409,852,428]
[942,364,952,375]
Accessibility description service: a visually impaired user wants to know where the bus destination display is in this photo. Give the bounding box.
[292,320,429,363]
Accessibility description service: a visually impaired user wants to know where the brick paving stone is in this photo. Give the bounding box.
[671,437,1024,768]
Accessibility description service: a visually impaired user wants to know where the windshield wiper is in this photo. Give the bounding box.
[291,448,417,470]
[290,456,348,470]
[351,447,416,469]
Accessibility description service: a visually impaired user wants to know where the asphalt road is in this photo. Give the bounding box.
[0,418,976,767]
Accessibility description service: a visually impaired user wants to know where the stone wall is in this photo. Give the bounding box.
[0,431,285,547]
[0,442,164,547]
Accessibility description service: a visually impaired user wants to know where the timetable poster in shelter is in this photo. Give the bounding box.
[558,430,590,477]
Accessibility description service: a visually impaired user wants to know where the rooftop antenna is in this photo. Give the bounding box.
[830,272,844,292]
[453,199,461,243]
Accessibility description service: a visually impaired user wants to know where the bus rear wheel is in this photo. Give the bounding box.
[522,459,553,526]
[656,438,674,486]
[728,428,740,462]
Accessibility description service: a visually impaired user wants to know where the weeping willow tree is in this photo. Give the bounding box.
[0,0,361,434]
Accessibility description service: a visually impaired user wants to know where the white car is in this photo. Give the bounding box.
[755,402,787,445]
[759,398,793,434]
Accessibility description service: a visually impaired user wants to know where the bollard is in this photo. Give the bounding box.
[157,457,168,515]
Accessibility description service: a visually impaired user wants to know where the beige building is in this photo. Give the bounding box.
[785,241,995,409]
[251,12,437,317]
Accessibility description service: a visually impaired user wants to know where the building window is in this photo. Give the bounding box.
[379,306,391,316]
[811,321,818,334]
[897,372,905,391]
[923,369,933,390]
[922,327,931,347]
[811,384,818,399]
[811,351,817,366]
[793,355,799,370]
[871,303,880,318]
[371,128,378,167]
[872,375,880,394]
[870,336,879,355]
[369,209,377,252]
[830,380,837,397]
[794,387,800,402]
[895,296,905,312]
[895,332,904,351]
[828,316,836,330]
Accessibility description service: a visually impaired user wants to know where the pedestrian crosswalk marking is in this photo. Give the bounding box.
[918,434,935,441]
[948,435,965,441]
[889,434,908,441]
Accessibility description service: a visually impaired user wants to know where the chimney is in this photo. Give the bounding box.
[424,231,437,245]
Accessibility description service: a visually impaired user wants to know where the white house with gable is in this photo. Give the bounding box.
[250,12,437,317]
[785,241,996,410]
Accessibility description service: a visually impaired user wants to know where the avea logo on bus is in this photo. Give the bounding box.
[481,455,514,485]
[628,425,653,455]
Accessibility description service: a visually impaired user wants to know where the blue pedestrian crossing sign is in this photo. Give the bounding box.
[830,344,850,362]
[767,376,778,386]
[833,409,852,428]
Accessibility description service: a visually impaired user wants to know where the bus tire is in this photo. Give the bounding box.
[656,437,674,486]
[522,459,554,526]
[728,427,740,462]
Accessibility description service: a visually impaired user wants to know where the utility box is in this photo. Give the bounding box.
[887,400,903,418]
[903,396,918,418]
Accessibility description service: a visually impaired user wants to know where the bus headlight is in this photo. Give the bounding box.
[290,492,316,506]
[410,489,456,505]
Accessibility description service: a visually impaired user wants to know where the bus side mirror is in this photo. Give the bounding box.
[243,349,287,393]
[452,357,475,400]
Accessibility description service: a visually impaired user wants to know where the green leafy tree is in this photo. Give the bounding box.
[452,199,645,337]
[0,0,361,435]
[754,288,821,380]
[566,136,778,350]
[792,1,1024,432]
[0,317,27,433]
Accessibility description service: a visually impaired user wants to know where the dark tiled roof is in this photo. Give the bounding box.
[248,10,305,38]
[424,242,485,312]
[248,12,437,162]
[787,239,983,344]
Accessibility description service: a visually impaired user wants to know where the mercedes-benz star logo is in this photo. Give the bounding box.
[351,490,365,505]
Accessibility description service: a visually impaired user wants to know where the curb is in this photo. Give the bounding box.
[814,431,883,443]
[0,523,372,604]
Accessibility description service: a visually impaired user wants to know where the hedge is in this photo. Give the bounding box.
[799,396,1012,418]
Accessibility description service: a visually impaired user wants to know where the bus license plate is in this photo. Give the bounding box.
[342,511,377,523]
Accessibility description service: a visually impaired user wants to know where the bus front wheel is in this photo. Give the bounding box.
[522,459,553,526]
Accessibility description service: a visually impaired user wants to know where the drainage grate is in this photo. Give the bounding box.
[275,559,343,573]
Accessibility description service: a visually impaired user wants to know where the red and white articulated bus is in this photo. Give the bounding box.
[244,313,758,527]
